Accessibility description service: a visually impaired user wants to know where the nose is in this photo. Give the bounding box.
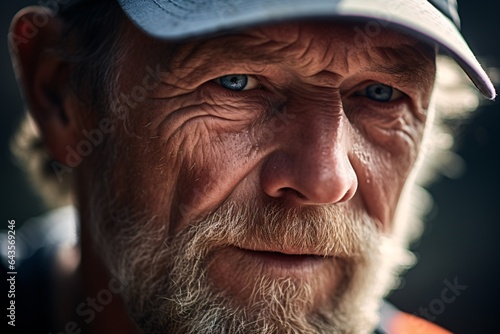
[260,101,358,205]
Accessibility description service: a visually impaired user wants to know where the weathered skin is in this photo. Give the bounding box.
[12,9,436,331]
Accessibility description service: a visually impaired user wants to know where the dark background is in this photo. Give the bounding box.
[1,1,499,333]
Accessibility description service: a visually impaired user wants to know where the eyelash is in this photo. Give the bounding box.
[350,80,408,99]
[207,79,267,102]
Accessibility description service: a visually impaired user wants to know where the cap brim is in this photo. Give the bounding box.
[118,0,496,99]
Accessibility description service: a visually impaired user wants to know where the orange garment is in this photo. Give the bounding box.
[389,312,452,334]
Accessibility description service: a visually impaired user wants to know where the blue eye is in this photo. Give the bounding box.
[218,74,249,91]
[365,84,394,102]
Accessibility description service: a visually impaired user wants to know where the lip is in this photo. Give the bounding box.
[238,246,326,257]
[205,246,342,304]
[230,246,333,277]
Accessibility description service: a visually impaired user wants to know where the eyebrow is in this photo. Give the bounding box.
[161,36,435,88]
[364,43,436,88]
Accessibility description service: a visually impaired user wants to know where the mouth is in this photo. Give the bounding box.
[231,246,333,277]
[237,247,326,259]
[206,245,341,305]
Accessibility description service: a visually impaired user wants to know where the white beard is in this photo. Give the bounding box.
[89,191,415,334]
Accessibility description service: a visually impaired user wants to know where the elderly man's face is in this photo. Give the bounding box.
[85,21,435,333]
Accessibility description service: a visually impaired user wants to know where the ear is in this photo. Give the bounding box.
[9,6,82,164]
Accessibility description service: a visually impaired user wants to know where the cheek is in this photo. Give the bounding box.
[119,111,266,235]
[349,110,425,230]
[126,90,288,233]
[167,128,258,231]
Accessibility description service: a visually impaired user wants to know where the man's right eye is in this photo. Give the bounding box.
[214,74,260,91]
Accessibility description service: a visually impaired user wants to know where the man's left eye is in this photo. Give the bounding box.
[359,83,403,102]
[215,74,260,91]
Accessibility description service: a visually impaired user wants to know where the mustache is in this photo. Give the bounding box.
[178,198,381,260]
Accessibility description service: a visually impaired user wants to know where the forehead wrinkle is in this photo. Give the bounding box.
[162,25,337,78]
[166,34,286,69]
[240,24,345,75]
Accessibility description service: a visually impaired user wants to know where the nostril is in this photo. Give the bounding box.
[280,187,307,200]
[338,187,355,203]
[338,176,358,203]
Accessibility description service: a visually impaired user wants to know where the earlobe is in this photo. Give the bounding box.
[9,6,80,164]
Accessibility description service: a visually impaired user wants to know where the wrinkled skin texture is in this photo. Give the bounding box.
[75,21,436,333]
